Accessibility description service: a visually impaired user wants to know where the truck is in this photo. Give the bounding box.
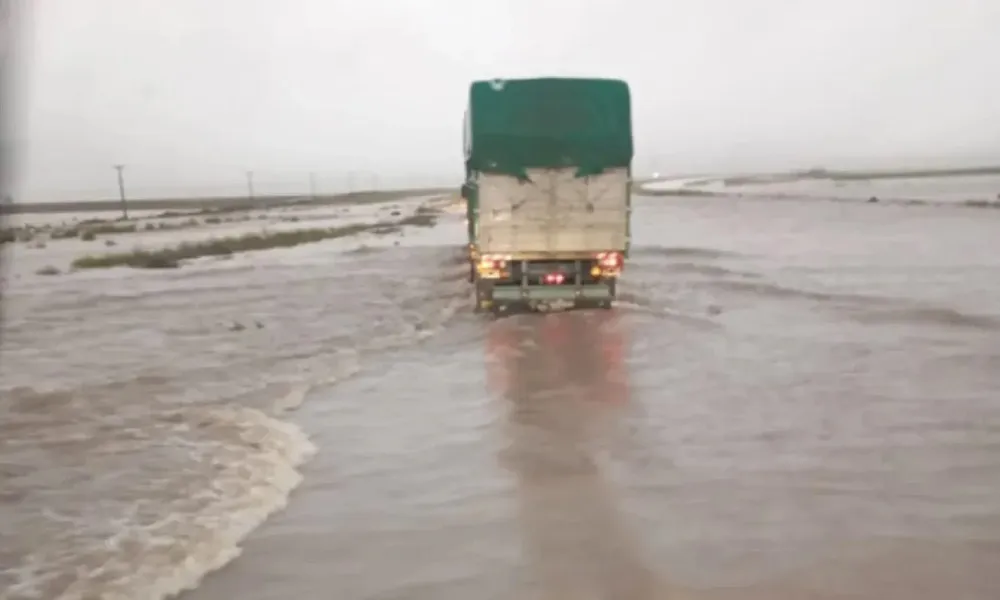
[461,77,633,314]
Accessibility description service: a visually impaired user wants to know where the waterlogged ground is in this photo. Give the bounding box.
[646,172,1000,206]
[3,196,439,278]
[2,183,1000,599]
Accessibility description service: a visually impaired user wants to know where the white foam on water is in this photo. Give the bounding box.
[641,177,720,192]
[1,394,317,600]
[0,197,471,600]
[271,358,362,414]
[641,172,1000,208]
[269,383,313,414]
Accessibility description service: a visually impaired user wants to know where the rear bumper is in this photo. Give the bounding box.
[491,283,613,302]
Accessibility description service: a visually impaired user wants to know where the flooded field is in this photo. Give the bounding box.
[2,196,438,280]
[646,172,1000,207]
[2,185,999,599]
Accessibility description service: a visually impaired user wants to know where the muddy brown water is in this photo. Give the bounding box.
[2,193,999,599]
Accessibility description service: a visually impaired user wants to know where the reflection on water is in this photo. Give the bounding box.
[485,311,678,600]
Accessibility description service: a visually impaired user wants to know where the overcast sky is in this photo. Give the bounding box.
[8,0,1000,200]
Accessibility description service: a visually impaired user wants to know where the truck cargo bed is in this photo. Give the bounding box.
[476,167,629,256]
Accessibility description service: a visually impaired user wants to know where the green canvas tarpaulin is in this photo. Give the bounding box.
[464,77,633,178]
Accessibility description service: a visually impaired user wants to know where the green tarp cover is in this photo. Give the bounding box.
[464,77,632,178]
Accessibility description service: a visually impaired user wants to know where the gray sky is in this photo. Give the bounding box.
[10,0,1000,200]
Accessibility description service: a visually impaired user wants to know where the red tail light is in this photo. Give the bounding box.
[543,273,566,285]
[476,254,510,278]
[479,254,508,269]
[597,251,622,268]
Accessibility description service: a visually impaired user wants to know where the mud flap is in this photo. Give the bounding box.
[601,279,617,309]
[474,280,494,313]
[579,279,616,310]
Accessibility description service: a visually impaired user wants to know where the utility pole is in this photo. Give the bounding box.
[308,172,317,200]
[113,164,128,219]
[246,170,255,201]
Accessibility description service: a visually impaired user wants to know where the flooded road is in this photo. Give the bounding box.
[3,190,1000,599]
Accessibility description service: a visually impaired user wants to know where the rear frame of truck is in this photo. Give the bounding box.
[463,170,631,313]
[462,77,633,314]
[474,250,622,312]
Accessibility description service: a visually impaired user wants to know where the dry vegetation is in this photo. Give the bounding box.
[0,212,261,247]
[70,207,440,270]
[35,265,61,276]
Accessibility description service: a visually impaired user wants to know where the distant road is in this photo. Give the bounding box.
[1,188,456,215]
